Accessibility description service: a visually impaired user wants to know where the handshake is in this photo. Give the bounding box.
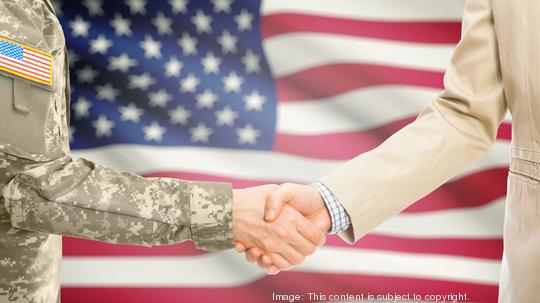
[232,183,331,275]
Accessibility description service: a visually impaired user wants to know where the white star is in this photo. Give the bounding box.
[92,115,115,138]
[191,10,212,34]
[119,103,144,123]
[69,16,90,37]
[68,49,80,68]
[168,106,191,125]
[128,73,156,90]
[126,0,147,15]
[140,35,162,59]
[196,89,218,109]
[72,97,92,119]
[69,127,75,142]
[169,0,188,14]
[180,73,200,93]
[215,106,238,126]
[222,71,243,93]
[110,13,132,37]
[241,49,261,74]
[108,53,137,72]
[178,32,198,56]
[200,52,221,74]
[236,124,260,145]
[77,65,99,83]
[89,34,113,54]
[96,83,120,102]
[190,123,213,143]
[235,9,253,32]
[244,90,266,111]
[211,0,233,13]
[149,89,172,108]
[143,122,166,142]
[52,0,63,17]
[164,56,183,78]
[83,0,104,17]
[152,12,173,36]
[217,30,238,54]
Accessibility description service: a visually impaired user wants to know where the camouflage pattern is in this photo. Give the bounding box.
[0,1,233,302]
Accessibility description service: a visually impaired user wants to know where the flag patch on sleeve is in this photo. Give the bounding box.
[0,37,53,87]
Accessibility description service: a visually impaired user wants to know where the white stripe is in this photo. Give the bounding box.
[0,56,50,81]
[264,33,455,77]
[61,248,499,287]
[26,48,50,61]
[71,142,509,184]
[0,54,50,77]
[25,50,51,65]
[262,0,466,22]
[278,86,512,135]
[375,198,505,238]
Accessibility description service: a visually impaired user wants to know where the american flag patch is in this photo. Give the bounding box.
[0,37,53,86]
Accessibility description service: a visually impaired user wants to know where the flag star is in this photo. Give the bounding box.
[89,34,113,54]
[52,0,63,17]
[108,53,137,72]
[119,103,144,123]
[235,9,253,32]
[244,90,266,111]
[149,89,173,108]
[168,106,191,125]
[164,56,183,78]
[96,83,120,102]
[215,106,238,126]
[139,35,162,59]
[169,0,188,14]
[189,123,213,143]
[83,0,104,17]
[211,0,233,13]
[92,115,115,138]
[180,73,200,93]
[242,49,261,74]
[110,13,132,37]
[178,32,198,55]
[191,10,212,34]
[69,16,91,37]
[72,97,92,119]
[69,127,75,142]
[143,122,166,142]
[196,89,218,109]
[77,65,99,83]
[126,0,147,15]
[152,12,173,36]
[128,73,156,90]
[68,49,81,68]
[222,71,244,93]
[236,124,260,145]
[217,30,238,54]
[200,52,221,74]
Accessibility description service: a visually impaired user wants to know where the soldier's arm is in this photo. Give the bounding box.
[2,155,232,251]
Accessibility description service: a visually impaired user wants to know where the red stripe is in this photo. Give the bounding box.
[61,272,498,303]
[24,55,51,69]
[0,52,50,74]
[327,234,503,260]
[26,49,51,61]
[274,119,511,160]
[276,64,444,102]
[25,50,51,65]
[0,56,50,81]
[262,13,462,44]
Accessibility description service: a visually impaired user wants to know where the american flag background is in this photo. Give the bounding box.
[53,0,510,302]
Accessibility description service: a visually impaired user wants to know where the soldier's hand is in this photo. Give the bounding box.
[232,185,326,273]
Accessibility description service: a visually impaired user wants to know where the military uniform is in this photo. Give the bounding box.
[0,1,233,302]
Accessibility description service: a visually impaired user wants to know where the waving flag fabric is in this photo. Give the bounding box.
[54,0,509,302]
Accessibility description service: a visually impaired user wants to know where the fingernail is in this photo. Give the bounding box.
[268,269,279,275]
[265,210,274,219]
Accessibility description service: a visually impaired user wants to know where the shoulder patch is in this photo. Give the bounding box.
[0,37,53,87]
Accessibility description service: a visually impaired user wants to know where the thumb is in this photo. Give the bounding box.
[264,184,295,221]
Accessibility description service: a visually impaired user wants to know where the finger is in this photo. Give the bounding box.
[257,255,272,270]
[265,184,296,221]
[234,242,247,252]
[267,265,280,275]
[297,217,326,247]
[275,243,305,266]
[245,248,262,263]
[268,253,292,270]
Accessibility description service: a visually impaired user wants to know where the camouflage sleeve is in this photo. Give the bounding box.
[1,155,233,251]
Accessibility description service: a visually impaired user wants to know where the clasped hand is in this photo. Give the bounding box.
[232,184,331,275]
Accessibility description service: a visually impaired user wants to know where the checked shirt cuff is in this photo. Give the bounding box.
[311,181,351,234]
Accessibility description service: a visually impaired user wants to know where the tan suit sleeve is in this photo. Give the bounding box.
[319,0,508,243]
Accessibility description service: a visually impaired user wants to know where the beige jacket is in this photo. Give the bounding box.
[319,0,539,301]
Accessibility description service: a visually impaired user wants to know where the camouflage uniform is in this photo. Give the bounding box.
[0,1,233,302]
